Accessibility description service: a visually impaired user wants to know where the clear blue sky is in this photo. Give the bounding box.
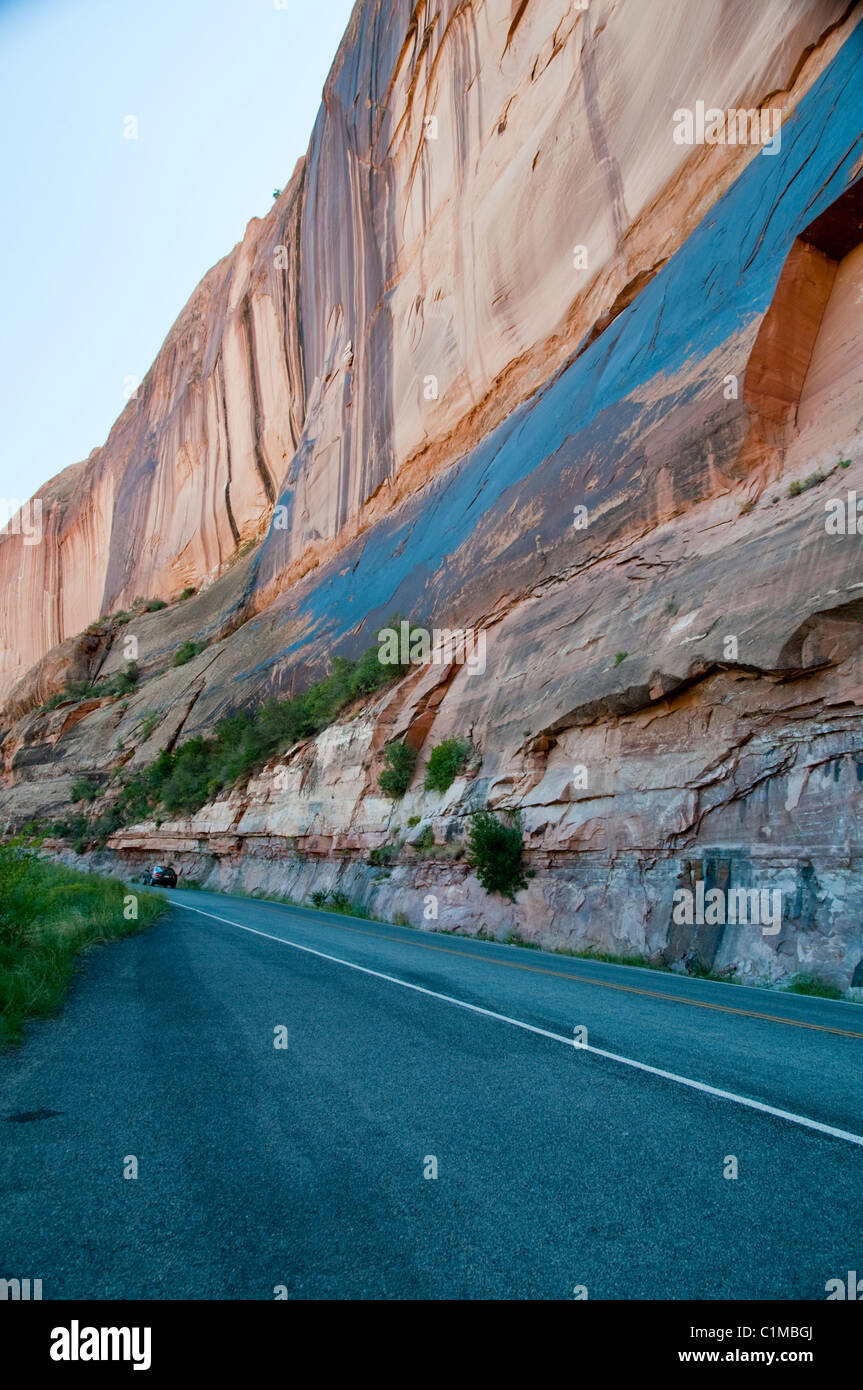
[0,0,356,506]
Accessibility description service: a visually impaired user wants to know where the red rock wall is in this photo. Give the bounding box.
[0,0,851,696]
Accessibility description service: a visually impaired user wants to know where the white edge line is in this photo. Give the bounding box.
[175,901,863,1150]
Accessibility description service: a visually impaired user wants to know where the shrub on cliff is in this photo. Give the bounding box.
[111,661,139,695]
[174,640,205,667]
[468,810,530,902]
[70,776,100,804]
[378,743,417,798]
[424,737,472,793]
[154,737,215,815]
[140,711,158,739]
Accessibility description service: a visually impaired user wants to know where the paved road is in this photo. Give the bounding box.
[2,886,862,1299]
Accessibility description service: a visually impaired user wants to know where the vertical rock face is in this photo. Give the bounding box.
[2,0,863,987]
[0,0,852,693]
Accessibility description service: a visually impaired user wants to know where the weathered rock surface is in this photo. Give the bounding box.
[0,0,853,693]
[2,0,863,990]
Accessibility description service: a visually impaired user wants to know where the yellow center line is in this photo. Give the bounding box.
[255,905,863,1040]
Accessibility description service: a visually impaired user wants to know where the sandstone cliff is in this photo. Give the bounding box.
[2,0,863,991]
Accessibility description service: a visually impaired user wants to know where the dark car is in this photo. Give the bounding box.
[146,864,177,888]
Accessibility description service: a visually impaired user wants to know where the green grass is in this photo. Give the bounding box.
[784,973,843,1000]
[308,889,369,918]
[0,841,168,1046]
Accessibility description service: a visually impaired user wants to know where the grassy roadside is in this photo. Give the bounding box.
[0,841,168,1047]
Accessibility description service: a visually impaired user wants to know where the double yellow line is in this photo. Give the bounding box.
[302,915,863,1039]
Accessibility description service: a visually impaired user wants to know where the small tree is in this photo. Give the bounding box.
[424,736,472,793]
[469,810,529,902]
[378,742,417,798]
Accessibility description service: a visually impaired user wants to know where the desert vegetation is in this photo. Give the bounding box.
[0,839,166,1045]
[48,633,417,848]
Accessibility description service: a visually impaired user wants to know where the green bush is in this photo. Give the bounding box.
[424,737,472,793]
[144,598,167,612]
[788,471,826,498]
[69,777,100,804]
[378,743,417,798]
[89,804,124,846]
[369,843,399,866]
[179,586,197,601]
[174,640,205,667]
[112,661,139,696]
[468,810,530,902]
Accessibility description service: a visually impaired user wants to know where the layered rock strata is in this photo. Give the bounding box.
[2,0,863,989]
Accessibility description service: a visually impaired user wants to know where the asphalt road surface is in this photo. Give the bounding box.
[2,886,862,1299]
